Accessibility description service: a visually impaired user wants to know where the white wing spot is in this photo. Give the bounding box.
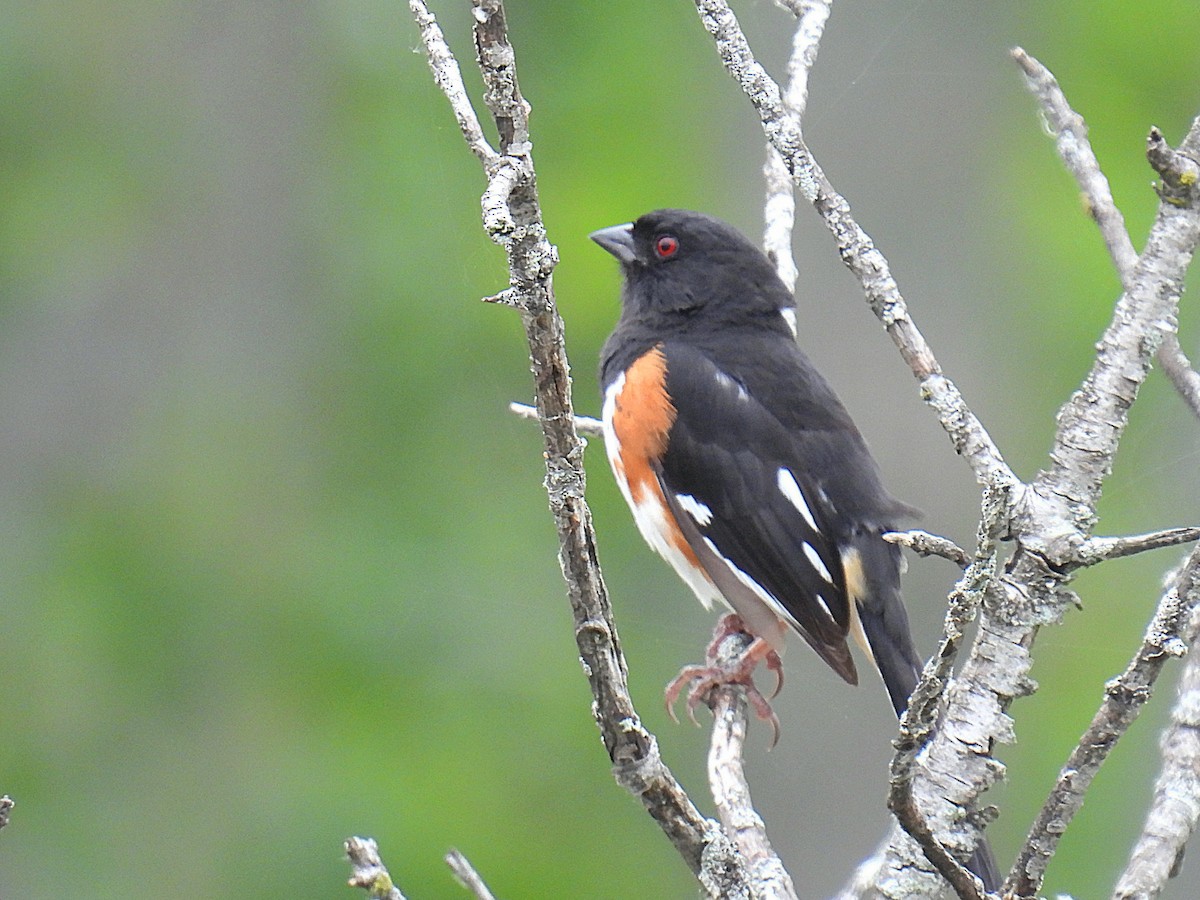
[780,307,798,337]
[777,467,819,531]
[814,593,835,622]
[713,369,750,402]
[675,493,713,527]
[803,541,834,583]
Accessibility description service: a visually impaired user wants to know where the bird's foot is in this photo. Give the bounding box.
[664,615,784,746]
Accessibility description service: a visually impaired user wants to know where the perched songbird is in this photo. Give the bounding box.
[592,209,998,890]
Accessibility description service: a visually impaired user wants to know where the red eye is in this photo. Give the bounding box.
[654,235,679,259]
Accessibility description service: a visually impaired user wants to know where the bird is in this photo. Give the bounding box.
[591,208,999,891]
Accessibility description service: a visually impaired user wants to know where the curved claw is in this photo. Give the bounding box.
[765,650,785,701]
[662,637,784,744]
[665,664,710,725]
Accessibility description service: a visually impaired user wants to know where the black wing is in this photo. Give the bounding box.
[655,340,865,683]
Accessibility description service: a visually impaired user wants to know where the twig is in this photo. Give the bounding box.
[509,401,603,437]
[762,0,831,292]
[446,849,499,900]
[408,1,497,169]
[1147,123,1200,194]
[1011,47,1138,275]
[1033,117,1200,546]
[1114,601,1200,899]
[345,837,408,900]
[1076,527,1200,566]
[705,632,799,900]
[695,4,1013,894]
[1158,335,1200,422]
[1012,47,1200,422]
[883,530,970,568]
[1001,51,1200,897]
[1006,545,1200,897]
[693,0,1012,493]
[887,484,1008,900]
[411,2,748,892]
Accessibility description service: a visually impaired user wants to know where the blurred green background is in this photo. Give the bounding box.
[1,1,1198,897]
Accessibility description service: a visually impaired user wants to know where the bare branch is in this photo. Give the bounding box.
[345,837,408,900]
[1148,123,1200,192]
[887,485,1009,900]
[412,2,748,891]
[1158,335,1200,422]
[1006,545,1200,896]
[446,849,499,900]
[408,1,498,168]
[704,632,799,900]
[884,530,970,568]
[762,0,831,291]
[697,5,1013,893]
[1034,118,1200,541]
[509,401,603,437]
[694,0,1012,492]
[1012,48,1200,422]
[1114,603,1200,899]
[1076,527,1200,566]
[1011,47,1138,275]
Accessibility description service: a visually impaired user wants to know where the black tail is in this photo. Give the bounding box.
[850,531,1001,892]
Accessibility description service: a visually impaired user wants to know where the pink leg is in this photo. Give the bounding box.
[664,614,785,746]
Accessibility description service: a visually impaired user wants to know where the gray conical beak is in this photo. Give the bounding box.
[589,223,637,264]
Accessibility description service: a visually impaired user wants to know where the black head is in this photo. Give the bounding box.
[590,209,795,329]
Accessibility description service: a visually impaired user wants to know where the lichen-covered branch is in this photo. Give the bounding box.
[1031,138,1200,536]
[887,484,1010,900]
[410,1,748,892]
[1012,47,1200,422]
[345,837,408,900]
[705,632,799,900]
[1114,602,1200,899]
[1007,546,1200,896]
[761,0,830,291]
[693,0,1012,493]
[696,6,1200,898]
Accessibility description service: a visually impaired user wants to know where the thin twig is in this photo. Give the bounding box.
[695,4,1014,894]
[345,837,408,900]
[705,632,799,900]
[1113,602,1200,899]
[1157,335,1200,422]
[408,1,497,168]
[693,0,1013,493]
[1076,527,1200,566]
[509,401,603,437]
[1011,47,1138,275]
[446,849,499,900]
[1006,545,1200,897]
[883,530,970,568]
[1012,47,1200,422]
[762,0,831,292]
[411,2,747,891]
